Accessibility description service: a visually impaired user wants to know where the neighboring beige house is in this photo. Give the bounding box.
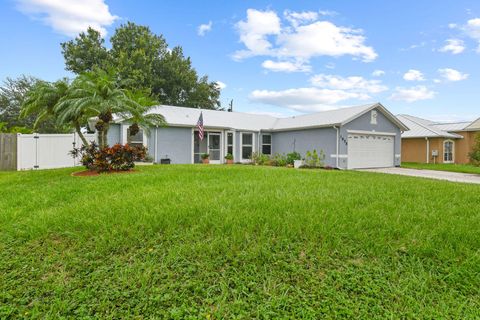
[398,115,480,164]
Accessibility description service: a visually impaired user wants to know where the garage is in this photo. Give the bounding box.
[347,133,394,169]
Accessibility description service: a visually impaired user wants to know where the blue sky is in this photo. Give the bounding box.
[1,0,480,121]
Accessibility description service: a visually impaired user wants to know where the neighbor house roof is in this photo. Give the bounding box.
[397,115,464,139]
[464,117,480,131]
[116,102,409,132]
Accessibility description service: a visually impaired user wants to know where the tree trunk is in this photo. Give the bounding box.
[74,121,89,147]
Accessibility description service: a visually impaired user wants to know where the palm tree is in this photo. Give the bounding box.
[55,69,164,148]
[124,90,165,137]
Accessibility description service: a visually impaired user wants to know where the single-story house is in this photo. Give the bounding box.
[398,114,480,164]
[107,102,408,169]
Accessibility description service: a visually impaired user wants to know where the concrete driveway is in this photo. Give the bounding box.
[361,167,480,184]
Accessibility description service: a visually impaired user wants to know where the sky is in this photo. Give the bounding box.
[1,0,480,122]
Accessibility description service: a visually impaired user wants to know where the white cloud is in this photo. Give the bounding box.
[233,9,377,67]
[372,69,385,77]
[437,68,468,81]
[233,9,281,60]
[261,60,311,73]
[403,69,425,81]
[389,86,435,102]
[198,21,213,36]
[215,81,227,90]
[439,39,465,54]
[249,87,370,112]
[15,0,117,37]
[310,74,388,93]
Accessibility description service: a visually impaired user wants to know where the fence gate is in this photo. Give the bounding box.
[0,134,17,171]
[17,133,96,170]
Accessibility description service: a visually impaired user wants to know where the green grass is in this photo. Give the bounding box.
[1,165,479,319]
[402,162,480,175]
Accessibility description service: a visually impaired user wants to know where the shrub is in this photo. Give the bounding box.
[469,133,480,166]
[225,153,234,160]
[251,152,270,165]
[271,153,288,167]
[201,153,210,160]
[286,152,301,165]
[70,142,147,172]
[304,149,325,168]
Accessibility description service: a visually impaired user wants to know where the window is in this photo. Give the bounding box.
[262,134,271,155]
[227,132,234,156]
[241,133,253,160]
[371,110,377,125]
[127,128,144,148]
[443,140,454,163]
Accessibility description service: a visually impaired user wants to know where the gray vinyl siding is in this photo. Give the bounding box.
[342,107,402,167]
[106,124,121,146]
[271,127,338,167]
[155,127,192,164]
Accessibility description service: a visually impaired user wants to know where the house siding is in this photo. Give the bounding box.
[453,131,478,164]
[342,108,402,167]
[155,127,192,164]
[271,127,337,167]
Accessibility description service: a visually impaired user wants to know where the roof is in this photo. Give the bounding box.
[464,117,480,131]
[397,115,464,139]
[431,122,471,132]
[116,103,409,132]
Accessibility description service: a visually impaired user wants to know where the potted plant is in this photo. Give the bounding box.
[201,153,210,164]
[224,153,234,164]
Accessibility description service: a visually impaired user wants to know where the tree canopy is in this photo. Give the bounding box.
[61,22,221,109]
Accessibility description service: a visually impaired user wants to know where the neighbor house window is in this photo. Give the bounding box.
[262,134,271,155]
[227,132,234,156]
[127,128,144,148]
[241,133,253,160]
[443,140,454,163]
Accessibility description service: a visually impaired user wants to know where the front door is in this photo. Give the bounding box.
[208,133,221,164]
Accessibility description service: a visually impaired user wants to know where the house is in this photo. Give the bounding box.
[397,114,480,164]
[107,102,408,169]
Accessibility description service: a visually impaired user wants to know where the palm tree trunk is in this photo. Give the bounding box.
[74,121,89,147]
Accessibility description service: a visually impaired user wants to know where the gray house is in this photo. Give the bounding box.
[106,102,408,169]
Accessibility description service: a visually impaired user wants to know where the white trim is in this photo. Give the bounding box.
[261,133,272,155]
[443,139,455,164]
[426,137,430,164]
[240,132,255,162]
[346,129,397,136]
[191,128,195,164]
[395,154,401,158]
[122,124,147,147]
[334,126,339,167]
[225,131,235,162]
[207,132,222,164]
[330,154,348,158]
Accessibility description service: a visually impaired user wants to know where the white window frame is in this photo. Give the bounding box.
[443,139,455,163]
[261,133,272,155]
[371,110,378,125]
[122,124,147,147]
[240,132,254,162]
[225,131,235,161]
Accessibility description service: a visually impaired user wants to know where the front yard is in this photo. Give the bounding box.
[1,165,479,318]
[402,162,480,175]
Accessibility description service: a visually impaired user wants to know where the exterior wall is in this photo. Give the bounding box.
[342,108,402,167]
[106,124,121,145]
[155,127,192,164]
[453,131,478,164]
[401,137,458,164]
[271,127,337,167]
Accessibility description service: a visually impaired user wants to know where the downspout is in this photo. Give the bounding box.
[333,126,339,168]
[425,137,429,164]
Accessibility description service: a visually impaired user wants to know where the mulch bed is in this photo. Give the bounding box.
[72,169,138,177]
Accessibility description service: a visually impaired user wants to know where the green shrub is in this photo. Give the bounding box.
[201,153,210,160]
[469,133,480,166]
[286,152,301,165]
[271,153,288,167]
[251,152,270,165]
[304,149,325,168]
[225,153,234,160]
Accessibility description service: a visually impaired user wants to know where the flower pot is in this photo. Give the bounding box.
[226,159,234,165]
[294,160,304,169]
[202,158,210,164]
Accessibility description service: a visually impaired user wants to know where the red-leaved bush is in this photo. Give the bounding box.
[71,142,147,172]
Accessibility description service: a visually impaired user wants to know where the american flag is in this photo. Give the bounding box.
[196,112,204,141]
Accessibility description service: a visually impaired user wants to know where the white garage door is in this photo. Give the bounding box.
[347,133,394,169]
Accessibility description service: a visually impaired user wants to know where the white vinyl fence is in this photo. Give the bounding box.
[17,133,96,170]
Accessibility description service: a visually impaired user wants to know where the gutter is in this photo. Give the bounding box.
[425,137,429,164]
[333,125,339,168]
[154,126,158,163]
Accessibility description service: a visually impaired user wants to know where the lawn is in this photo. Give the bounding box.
[1,165,479,319]
[402,162,480,175]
